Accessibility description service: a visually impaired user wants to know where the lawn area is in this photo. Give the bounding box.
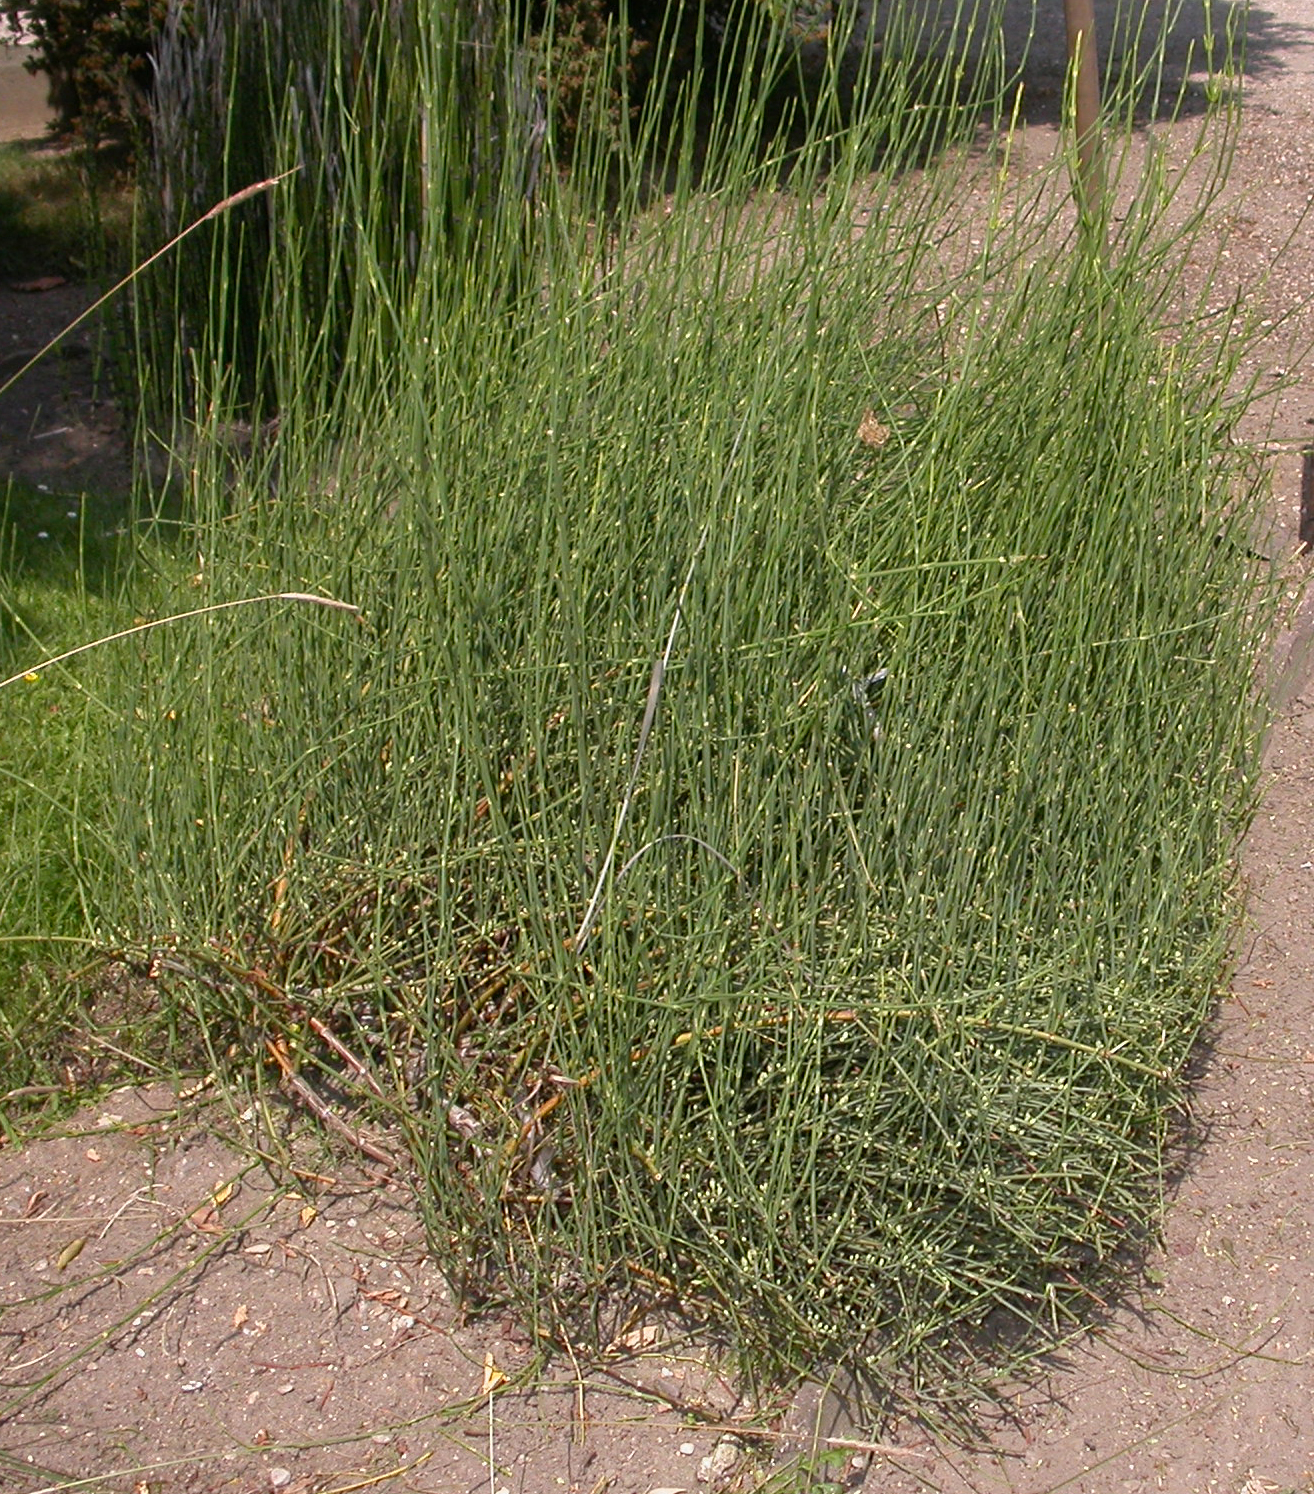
[0,139,133,280]
[0,474,141,1099]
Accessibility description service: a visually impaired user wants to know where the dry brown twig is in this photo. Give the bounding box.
[263,1040,399,1172]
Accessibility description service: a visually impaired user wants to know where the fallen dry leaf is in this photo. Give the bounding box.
[232,1303,249,1330]
[212,1180,236,1208]
[361,1288,406,1306]
[857,410,890,448]
[299,1204,318,1228]
[11,275,67,293]
[613,1322,662,1351]
[482,1350,506,1395]
[55,1237,86,1271]
[188,1202,221,1235]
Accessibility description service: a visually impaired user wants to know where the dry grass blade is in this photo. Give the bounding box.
[575,523,710,953]
[0,592,360,692]
[0,169,300,403]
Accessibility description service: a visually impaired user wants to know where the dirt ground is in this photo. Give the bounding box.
[0,35,49,149]
[0,1083,766,1494]
[4,4,1314,1492]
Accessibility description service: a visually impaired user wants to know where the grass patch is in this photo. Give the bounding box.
[2,0,1282,1411]
[0,476,140,1096]
[0,132,144,1094]
[107,225,1276,1392]
[0,140,134,280]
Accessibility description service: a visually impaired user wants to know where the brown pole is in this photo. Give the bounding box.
[1063,0,1104,229]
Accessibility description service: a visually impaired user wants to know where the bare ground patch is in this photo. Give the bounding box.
[0,1083,782,1494]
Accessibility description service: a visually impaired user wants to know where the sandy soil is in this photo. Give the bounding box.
[0,38,50,147]
[3,5,1314,1492]
[0,1084,762,1494]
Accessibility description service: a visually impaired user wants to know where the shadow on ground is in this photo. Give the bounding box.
[862,0,1313,127]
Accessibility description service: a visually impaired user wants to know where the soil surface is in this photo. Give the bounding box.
[4,5,1314,1492]
[0,34,50,148]
[0,1084,757,1494]
[0,277,130,503]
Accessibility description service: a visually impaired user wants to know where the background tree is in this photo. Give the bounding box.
[2,0,173,145]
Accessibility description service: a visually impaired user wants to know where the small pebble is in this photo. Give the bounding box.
[679,1442,696,1455]
[269,1469,291,1490]
[698,1433,744,1485]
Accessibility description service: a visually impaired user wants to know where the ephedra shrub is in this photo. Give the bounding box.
[104,0,1277,1400]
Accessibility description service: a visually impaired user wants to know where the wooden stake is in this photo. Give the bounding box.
[1063,0,1105,231]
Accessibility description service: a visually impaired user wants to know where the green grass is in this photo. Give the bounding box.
[0,140,134,279]
[0,477,140,1096]
[0,0,1282,1414]
[0,134,143,1095]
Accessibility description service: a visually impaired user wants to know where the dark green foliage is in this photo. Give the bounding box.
[1,0,846,153]
[138,0,556,416]
[1,0,173,144]
[134,0,855,420]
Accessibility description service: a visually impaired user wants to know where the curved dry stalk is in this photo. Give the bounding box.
[0,170,301,404]
[0,592,360,693]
